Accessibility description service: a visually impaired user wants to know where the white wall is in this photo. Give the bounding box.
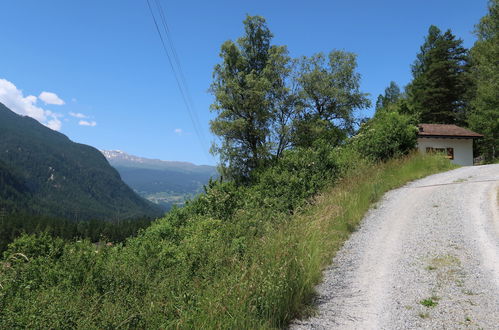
[417,137,474,166]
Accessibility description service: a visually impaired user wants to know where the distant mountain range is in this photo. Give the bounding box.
[0,102,163,220]
[101,150,217,210]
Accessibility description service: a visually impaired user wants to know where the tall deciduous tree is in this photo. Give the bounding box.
[468,0,499,160]
[407,25,472,125]
[292,51,370,147]
[210,15,293,180]
[268,55,300,160]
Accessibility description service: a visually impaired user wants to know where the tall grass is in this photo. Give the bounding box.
[0,153,455,329]
[184,153,456,328]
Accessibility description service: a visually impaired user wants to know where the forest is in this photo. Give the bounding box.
[0,0,497,328]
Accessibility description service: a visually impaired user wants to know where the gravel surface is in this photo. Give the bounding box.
[291,164,499,329]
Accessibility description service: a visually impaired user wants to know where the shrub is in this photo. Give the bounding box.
[0,144,454,328]
[352,111,418,161]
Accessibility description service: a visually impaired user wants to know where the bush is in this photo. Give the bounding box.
[352,111,418,161]
[2,233,65,261]
[0,141,453,328]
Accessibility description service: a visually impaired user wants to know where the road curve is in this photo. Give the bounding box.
[291,164,499,329]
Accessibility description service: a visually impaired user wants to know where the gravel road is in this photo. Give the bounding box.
[291,164,499,329]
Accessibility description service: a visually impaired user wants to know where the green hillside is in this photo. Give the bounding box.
[0,102,163,220]
[1,3,496,328]
[102,150,217,210]
[0,159,31,212]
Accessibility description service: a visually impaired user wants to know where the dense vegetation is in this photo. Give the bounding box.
[0,103,163,220]
[468,0,499,160]
[209,16,370,180]
[0,213,153,253]
[0,151,454,328]
[373,0,498,162]
[0,3,496,328]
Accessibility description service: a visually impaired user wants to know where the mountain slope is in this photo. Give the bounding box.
[0,159,31,213]
[0,102,163,220]
[102,150,217,210]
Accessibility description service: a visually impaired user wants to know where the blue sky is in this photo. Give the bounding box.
[0,0,488,165]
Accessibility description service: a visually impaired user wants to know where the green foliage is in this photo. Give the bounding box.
[0,13,464,330]
[210,15,292,180]
[0,213,154,253]
[468,0,499,161]
[293,51,371,147]
[291,118,347,150]
[250,146,342,213]
[375,81,401,111]
[0,160,31,213]
[0,152,454,328]
[406,25,472,125]
[420,297,439,307]
[3,233,65,260]
[352,110,418,161]
[210,18,370,180]
[0,103,163,220]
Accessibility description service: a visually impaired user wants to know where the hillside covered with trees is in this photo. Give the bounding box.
[0,103,164,251]
[0,102,162,221]
[0,1,497,328]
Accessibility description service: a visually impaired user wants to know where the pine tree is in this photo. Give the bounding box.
[407,25,471,125]
[375,81,401,111]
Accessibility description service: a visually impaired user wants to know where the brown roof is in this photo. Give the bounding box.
[417,124,483,138]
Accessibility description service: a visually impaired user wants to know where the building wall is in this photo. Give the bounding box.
[417,137,474,166]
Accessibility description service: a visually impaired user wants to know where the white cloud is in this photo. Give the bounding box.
[79,120,97,127]
[174,128,183,135]
[46,119,62,131]
[69,112,88,119]
[0,78,63,131]
[39,91,65,105]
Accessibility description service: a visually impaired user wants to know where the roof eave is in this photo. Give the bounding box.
[417,134,483,139]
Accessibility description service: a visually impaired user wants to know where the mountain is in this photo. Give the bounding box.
[0,159,31,212]
[0,102,163,220]
[101,150,217,210]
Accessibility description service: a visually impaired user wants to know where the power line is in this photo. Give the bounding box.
[145,0,210,159]
[153,0,207,144]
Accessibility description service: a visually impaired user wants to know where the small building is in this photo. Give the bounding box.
[417,124,483,166]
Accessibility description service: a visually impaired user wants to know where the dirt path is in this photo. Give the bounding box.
[291,164,499,329]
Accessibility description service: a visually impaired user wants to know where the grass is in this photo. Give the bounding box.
[430,255,460,268]
[420,296,439,307]
[462,289,475,296]
[192,153,456,328]
[0,153,456,328]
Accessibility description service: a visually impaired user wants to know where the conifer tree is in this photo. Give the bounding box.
[407,25,471,125]
[375,81,401,111]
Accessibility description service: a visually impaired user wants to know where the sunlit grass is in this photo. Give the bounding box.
[184,153,456,328]
[0,153,456,329]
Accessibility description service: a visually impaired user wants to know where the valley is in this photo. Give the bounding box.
[0,2,496,328]
[102,150,217,210]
